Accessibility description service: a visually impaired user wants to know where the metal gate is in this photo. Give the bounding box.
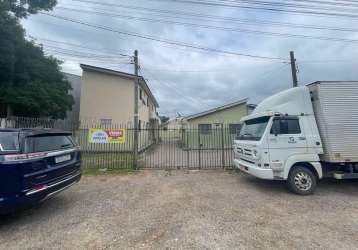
[2,116,237,170]
[138,126,236,169]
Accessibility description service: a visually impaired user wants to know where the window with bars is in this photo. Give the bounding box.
[229,124,242,135]
[198,124,212,135]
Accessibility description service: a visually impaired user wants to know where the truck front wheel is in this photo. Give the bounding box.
[287,166,317,195]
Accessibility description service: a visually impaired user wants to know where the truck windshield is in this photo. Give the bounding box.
[237,116,270,141]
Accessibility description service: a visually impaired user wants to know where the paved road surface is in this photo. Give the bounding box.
[1,170,357,249]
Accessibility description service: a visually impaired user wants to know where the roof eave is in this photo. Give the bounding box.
[80,64,159,108]
[185,98,248,121]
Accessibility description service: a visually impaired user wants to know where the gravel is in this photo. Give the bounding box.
[0,170,357,250]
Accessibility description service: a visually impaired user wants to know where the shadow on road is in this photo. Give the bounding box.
[236,170,358,195]
[0,196,67,227]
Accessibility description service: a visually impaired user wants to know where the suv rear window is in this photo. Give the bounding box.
[24,135,74,153]
[0,132,19,153]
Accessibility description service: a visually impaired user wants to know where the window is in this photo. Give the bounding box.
[229,124,242,135]
[139,89,143,100]
[138,120,141,131]
[24,135,74,153]
[0,132,19,153]
[100,119,112,127]
[199,124,212,135]
[271,118,301,135]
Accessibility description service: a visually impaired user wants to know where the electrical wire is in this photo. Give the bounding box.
[29,36,132,57]
[55,6,358,44]
[39,12,288,61]
[72,0,358,33]
[147,0,358,18]
[139,66,213,108]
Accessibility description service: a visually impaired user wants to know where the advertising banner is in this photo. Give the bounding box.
[88,128,125,144]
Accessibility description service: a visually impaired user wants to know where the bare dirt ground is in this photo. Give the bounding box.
[139,141,234,169]
[0,170,357,250]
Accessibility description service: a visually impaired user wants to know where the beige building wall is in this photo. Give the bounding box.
[137,85,158,129]
[138,86,150,128]
[79,70,134,125]
[80,70,158,127]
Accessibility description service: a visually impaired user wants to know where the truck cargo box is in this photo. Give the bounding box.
[308,81,358,163]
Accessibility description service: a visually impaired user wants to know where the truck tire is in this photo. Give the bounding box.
[287,166,317,195]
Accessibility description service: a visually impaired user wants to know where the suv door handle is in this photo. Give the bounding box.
[299,137,306,140]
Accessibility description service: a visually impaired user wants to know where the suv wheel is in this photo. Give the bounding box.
[287,166,317,195]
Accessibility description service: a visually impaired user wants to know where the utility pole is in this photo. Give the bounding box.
[290,51,298,88]
[133,50,139,170]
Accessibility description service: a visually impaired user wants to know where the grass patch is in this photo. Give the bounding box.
[81,152,133,169]
[82,168,137,176]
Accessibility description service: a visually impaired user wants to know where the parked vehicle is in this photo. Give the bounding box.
[233,81,358,195]
[0,129,81,214]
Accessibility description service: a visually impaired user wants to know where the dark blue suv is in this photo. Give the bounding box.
[0,129,81,214]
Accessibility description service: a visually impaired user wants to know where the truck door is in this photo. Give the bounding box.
[268,116,307,170]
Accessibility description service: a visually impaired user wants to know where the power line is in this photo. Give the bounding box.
[28,36,132,57]
[39,12,288,61]
[72,0,358,33]
[200,0,358,10]
[147,0,358,18]
[139,67,212,109]
[56,6,358,44]
[196,0,358,13]
[40,44,131,60]
[280,0,358,8]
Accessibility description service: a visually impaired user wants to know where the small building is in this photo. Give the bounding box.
[79,64,159,127]
[162,114,185,130]
[184,98,255,132]
[181,99,255,149]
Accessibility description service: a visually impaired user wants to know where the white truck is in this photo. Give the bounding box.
[233,81,358,195]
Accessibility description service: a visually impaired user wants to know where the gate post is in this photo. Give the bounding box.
[198,126,201,169]
[221,124,225,168]
[133,50,139,170]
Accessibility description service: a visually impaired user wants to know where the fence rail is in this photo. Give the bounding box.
[1,117,237,170]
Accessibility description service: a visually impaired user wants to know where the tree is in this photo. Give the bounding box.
[0,0,74,119]
[160,116,170,124]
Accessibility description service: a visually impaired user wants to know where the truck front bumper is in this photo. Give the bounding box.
[233,158,274,179]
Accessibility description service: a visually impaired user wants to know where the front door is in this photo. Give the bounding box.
[268,116,307,171]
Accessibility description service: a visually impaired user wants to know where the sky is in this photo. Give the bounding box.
[22,0,358,118]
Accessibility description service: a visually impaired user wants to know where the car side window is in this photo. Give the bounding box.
[271,118,301,135]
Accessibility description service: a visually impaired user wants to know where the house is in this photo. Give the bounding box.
[162,113,185,130]
[183,98,255,133]
[79,64,160,127]
[180,99,256,149]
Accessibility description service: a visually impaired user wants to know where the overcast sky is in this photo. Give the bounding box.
[22,0,358,117]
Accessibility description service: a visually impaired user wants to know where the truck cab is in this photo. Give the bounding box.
[234,86,324,194]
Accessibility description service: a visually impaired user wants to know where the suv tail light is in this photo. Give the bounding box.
[2,152,48,162]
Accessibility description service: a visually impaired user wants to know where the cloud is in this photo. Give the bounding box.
[21,0,358,117]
